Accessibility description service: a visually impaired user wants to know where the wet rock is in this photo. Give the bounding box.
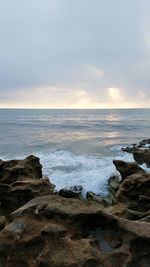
[133,149,150,167]
[0,155,42,184]
[113,160,145,181]
[121,146,138,154]
[139,138,150,146]
[58,185,83,199]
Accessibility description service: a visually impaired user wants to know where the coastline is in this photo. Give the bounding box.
[0,139,150,266]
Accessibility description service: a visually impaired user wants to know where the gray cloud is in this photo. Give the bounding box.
[0,0,150,107]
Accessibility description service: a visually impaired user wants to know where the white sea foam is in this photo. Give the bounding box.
[1,146,145,197]
[38,147,134,196]
[140,163,150,173]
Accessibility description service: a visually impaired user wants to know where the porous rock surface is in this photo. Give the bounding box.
[0,153,150,267]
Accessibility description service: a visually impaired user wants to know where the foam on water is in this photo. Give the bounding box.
[2,146,146,197]
[140,163,150,173]
[37,147,133,196]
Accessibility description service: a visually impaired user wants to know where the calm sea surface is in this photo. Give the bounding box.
[0,109,150,195]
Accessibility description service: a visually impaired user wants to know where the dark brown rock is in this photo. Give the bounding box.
[121,146,138,154]
[113,160,145,181]
[58,185,83,199]
[133,149,150,167]
[139,138,150,146]
[116,173,150,214]
[108,175,120,196]
[0,216,6,230]
[0,155,42,184]
[0,178,55,221]
[10,177,55,196]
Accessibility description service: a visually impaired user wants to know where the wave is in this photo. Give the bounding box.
[37,148,133,196]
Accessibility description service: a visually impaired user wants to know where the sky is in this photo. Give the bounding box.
[0,0,150,108]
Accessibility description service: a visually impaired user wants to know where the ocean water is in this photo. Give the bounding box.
[0,108,150,196]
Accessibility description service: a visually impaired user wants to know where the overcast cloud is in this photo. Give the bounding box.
[0,0,150,108]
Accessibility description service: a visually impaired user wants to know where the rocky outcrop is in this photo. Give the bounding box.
[0,155,42,184]
[133,149,150,167]
[0,178,55,221]
[116,173,150,209]
[0,194,150,267]
[113,160,145,180]
[121,139,150,155]
[0,152,150,267]
[0,156,54,221]
[112,157,150,221]
[121,146,138,154]
[139,138,150,147]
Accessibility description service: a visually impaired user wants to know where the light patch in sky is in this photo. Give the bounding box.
[108,88,122,102]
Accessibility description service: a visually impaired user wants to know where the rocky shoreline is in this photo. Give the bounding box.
[0,140,150,267]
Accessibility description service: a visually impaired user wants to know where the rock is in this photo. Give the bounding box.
[0,216,6,230]
[0,178,55,221]
[121,146,138,154]
[0,156,54,220]
[0,152,150,267]
[86,191,104,204]
[86,191,114,207]
[139,138,150,146]
[116,173,150,212]
[113,160,145,181]
[0,155,42,184]
[10,177,55,196]
[86,176,121,208]
[58,185,83,198]
[0,194,150,267]
[108,175,120,194]
[133,149,150,167]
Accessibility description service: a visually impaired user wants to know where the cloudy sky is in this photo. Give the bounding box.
[0,0,150,108]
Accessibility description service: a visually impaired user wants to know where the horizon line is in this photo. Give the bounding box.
[0,107,150,110]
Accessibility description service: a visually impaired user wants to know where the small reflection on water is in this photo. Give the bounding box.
[105,112,122,122]
[105,131,120,139]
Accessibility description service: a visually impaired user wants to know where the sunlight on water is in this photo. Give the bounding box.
[0,109,150,194]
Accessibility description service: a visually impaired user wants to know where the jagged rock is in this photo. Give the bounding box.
[116,173,150,212]
[86,191,103,204]
[139,138,150,146]
[0,178,55,220]
[121,146,138,154]
[0,152,150,267]
[0,155,42,184]
[108,175,120,194]
[58,185,83,198]
[10,177,55,196]
[113,160,145,181]
[86,191,114,207]
[0,195,150,267]
[133,149,150,167]
[0,156,54,220]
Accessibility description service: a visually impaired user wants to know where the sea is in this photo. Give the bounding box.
[0,108,150,196]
